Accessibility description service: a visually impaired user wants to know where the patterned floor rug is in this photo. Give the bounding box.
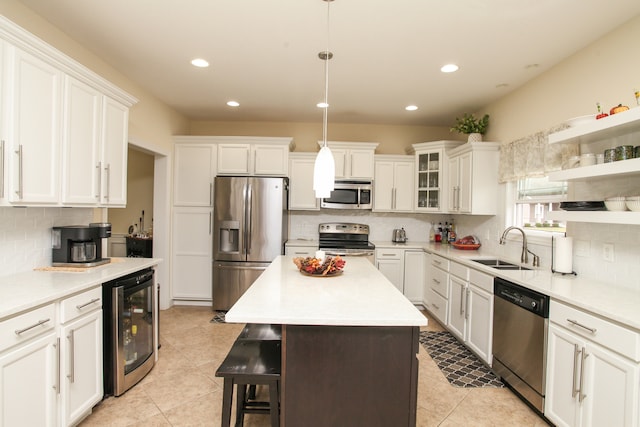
[420,331,504,388]
[210,311,226,323]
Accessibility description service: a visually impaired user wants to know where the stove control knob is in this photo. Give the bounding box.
[531,301,537,309]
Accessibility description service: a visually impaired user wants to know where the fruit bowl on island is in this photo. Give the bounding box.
[293,255,346,277]
[451,235,481,250]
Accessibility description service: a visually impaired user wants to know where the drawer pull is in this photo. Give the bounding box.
[432,278,440,284]
[76,298,101,310]
[14,318,51,335]
[433,260,442,265]
[431,303,440,310]
[567,319,597,334]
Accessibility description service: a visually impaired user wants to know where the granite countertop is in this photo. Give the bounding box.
[225,255,428,327]
[0,257,162,320]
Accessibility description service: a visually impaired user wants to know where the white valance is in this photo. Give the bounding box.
[498,124,578,183]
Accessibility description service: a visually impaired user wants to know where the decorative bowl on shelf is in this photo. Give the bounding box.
[564,114,596,127]
[604,197,627,211]
[559,201,606,211]
[625,196,640,212]
[293,256,345,277]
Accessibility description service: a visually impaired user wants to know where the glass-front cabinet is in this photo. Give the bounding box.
[411,141,464,212]
[417,151,441,210]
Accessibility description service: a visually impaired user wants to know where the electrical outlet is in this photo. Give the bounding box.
[603,243,615,262]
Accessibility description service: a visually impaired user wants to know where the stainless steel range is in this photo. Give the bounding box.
[318,223,375,263]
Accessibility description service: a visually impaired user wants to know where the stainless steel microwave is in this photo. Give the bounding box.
[321,180,373,210]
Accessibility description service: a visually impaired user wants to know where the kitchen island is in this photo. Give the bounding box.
[225,255,428,427]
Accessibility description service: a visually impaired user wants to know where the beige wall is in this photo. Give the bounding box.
[0,0,190,152]
[108,148,155,235]
[481,15,640,143]
[190,121,453,154]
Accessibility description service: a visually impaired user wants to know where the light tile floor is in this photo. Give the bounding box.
[81,306,548,426]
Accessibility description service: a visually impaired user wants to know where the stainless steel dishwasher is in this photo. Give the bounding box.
[492,277,549,414]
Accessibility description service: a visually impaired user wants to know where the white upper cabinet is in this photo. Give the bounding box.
[373,155,414,212]
[173,139,217,207]
[410,140,463,212]
[289,152,319,210]
[5,45,62,205]
[0,17,137,207]
[61,78,130,207]
[217,137,294,176]
[324,141,378,179]
[447,142,500,215]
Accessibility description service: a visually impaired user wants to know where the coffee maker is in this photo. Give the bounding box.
[52,223,112,267]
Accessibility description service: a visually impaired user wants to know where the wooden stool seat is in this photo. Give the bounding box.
[215,340,281,427]
[236,323,282,341]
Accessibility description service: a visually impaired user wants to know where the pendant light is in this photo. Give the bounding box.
[313,0,336,199]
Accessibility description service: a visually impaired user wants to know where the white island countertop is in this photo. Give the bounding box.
[225,255,428,327]
[0,257,161,320]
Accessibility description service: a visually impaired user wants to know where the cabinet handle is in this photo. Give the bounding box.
[566,318,597,334]
[578,347,589,402]
[54,337,61,394]
[432,278,440,285]
[0,140,4,198]
[95,162,102,199]
[381,253,396,257]
[67,330,75,383]
[433,259,442,266]
[209,212,212,235]
[431,303,440,310]
[210,182,213,206]
[572,344,580,398]
[459,285,465,315]
[465,288,470,320]
[104,163,111,201]
[76,297,100,310]
[15,144,23,199]
[391,188,395,209]
[14,318,51,335]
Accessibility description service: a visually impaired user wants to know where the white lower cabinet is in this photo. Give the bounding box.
[0,331,58,426]
[171,207,213,301]
[545,300,640,427]
[424,254,450,325]
[285,243,318,258]
[0,287,103,427]
[376,248,405,293]
[59,288,103,427]
[403,251,425,304]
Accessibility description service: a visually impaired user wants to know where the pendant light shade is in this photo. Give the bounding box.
[313,146,335,198]
[313,0,336,199]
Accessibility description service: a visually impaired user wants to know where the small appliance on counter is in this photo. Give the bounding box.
[392,228,407,243]
[51,223,111,267]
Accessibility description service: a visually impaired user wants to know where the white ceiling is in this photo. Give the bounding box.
[17,0,640,126]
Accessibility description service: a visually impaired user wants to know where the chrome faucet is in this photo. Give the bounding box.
[499,226,540,267]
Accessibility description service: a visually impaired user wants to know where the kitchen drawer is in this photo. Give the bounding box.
[375,248,404,260]
[469,268,493,293]
[431,254,449,271]
[285,247,317,257]
[550,300,640,362]
[449,261,468,280]
[0,303,56,353]
[59,286,102,324]
[429,267,449,298]
[425,288,448,325]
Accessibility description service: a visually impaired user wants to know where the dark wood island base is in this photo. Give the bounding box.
[281,325,420,427]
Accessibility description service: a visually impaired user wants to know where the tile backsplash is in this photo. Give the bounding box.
[290,210,640,291]
[0,207,93,277]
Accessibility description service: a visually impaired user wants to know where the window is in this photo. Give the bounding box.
[514,176,567,233]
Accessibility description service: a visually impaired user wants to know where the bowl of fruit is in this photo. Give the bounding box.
[293,256,346,277]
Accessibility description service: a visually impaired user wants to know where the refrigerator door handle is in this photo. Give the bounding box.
[246,183,253,254]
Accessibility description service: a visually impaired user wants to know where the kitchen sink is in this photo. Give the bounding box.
[470,259,532,271]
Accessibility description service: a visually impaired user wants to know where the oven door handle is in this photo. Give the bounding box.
[324,250,373,257]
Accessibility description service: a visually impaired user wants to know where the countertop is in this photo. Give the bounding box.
[375,240,640,331]
[225,255,428,327]
[0,257,162,320]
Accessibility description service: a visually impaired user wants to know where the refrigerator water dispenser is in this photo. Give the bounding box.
[219,220,240,253]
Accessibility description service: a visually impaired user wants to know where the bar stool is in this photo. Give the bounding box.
[215,339,281,427]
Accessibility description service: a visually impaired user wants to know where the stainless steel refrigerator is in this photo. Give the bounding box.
[212,176,289,310]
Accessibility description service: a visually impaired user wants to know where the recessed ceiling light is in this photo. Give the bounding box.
[317,102,329,108]
[226,101,240,107]
[191,58,209,68]
[440,64,459,73]
[405,105,418,111]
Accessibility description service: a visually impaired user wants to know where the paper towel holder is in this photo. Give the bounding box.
[551,234,577,276]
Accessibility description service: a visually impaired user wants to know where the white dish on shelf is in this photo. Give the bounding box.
[605,198,627,211]
[626,198,640,211]
[565,114,596,127]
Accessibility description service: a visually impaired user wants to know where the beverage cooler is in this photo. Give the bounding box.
[102,268,156,396]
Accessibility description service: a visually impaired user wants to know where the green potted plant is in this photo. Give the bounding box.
[450,113,490,142]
